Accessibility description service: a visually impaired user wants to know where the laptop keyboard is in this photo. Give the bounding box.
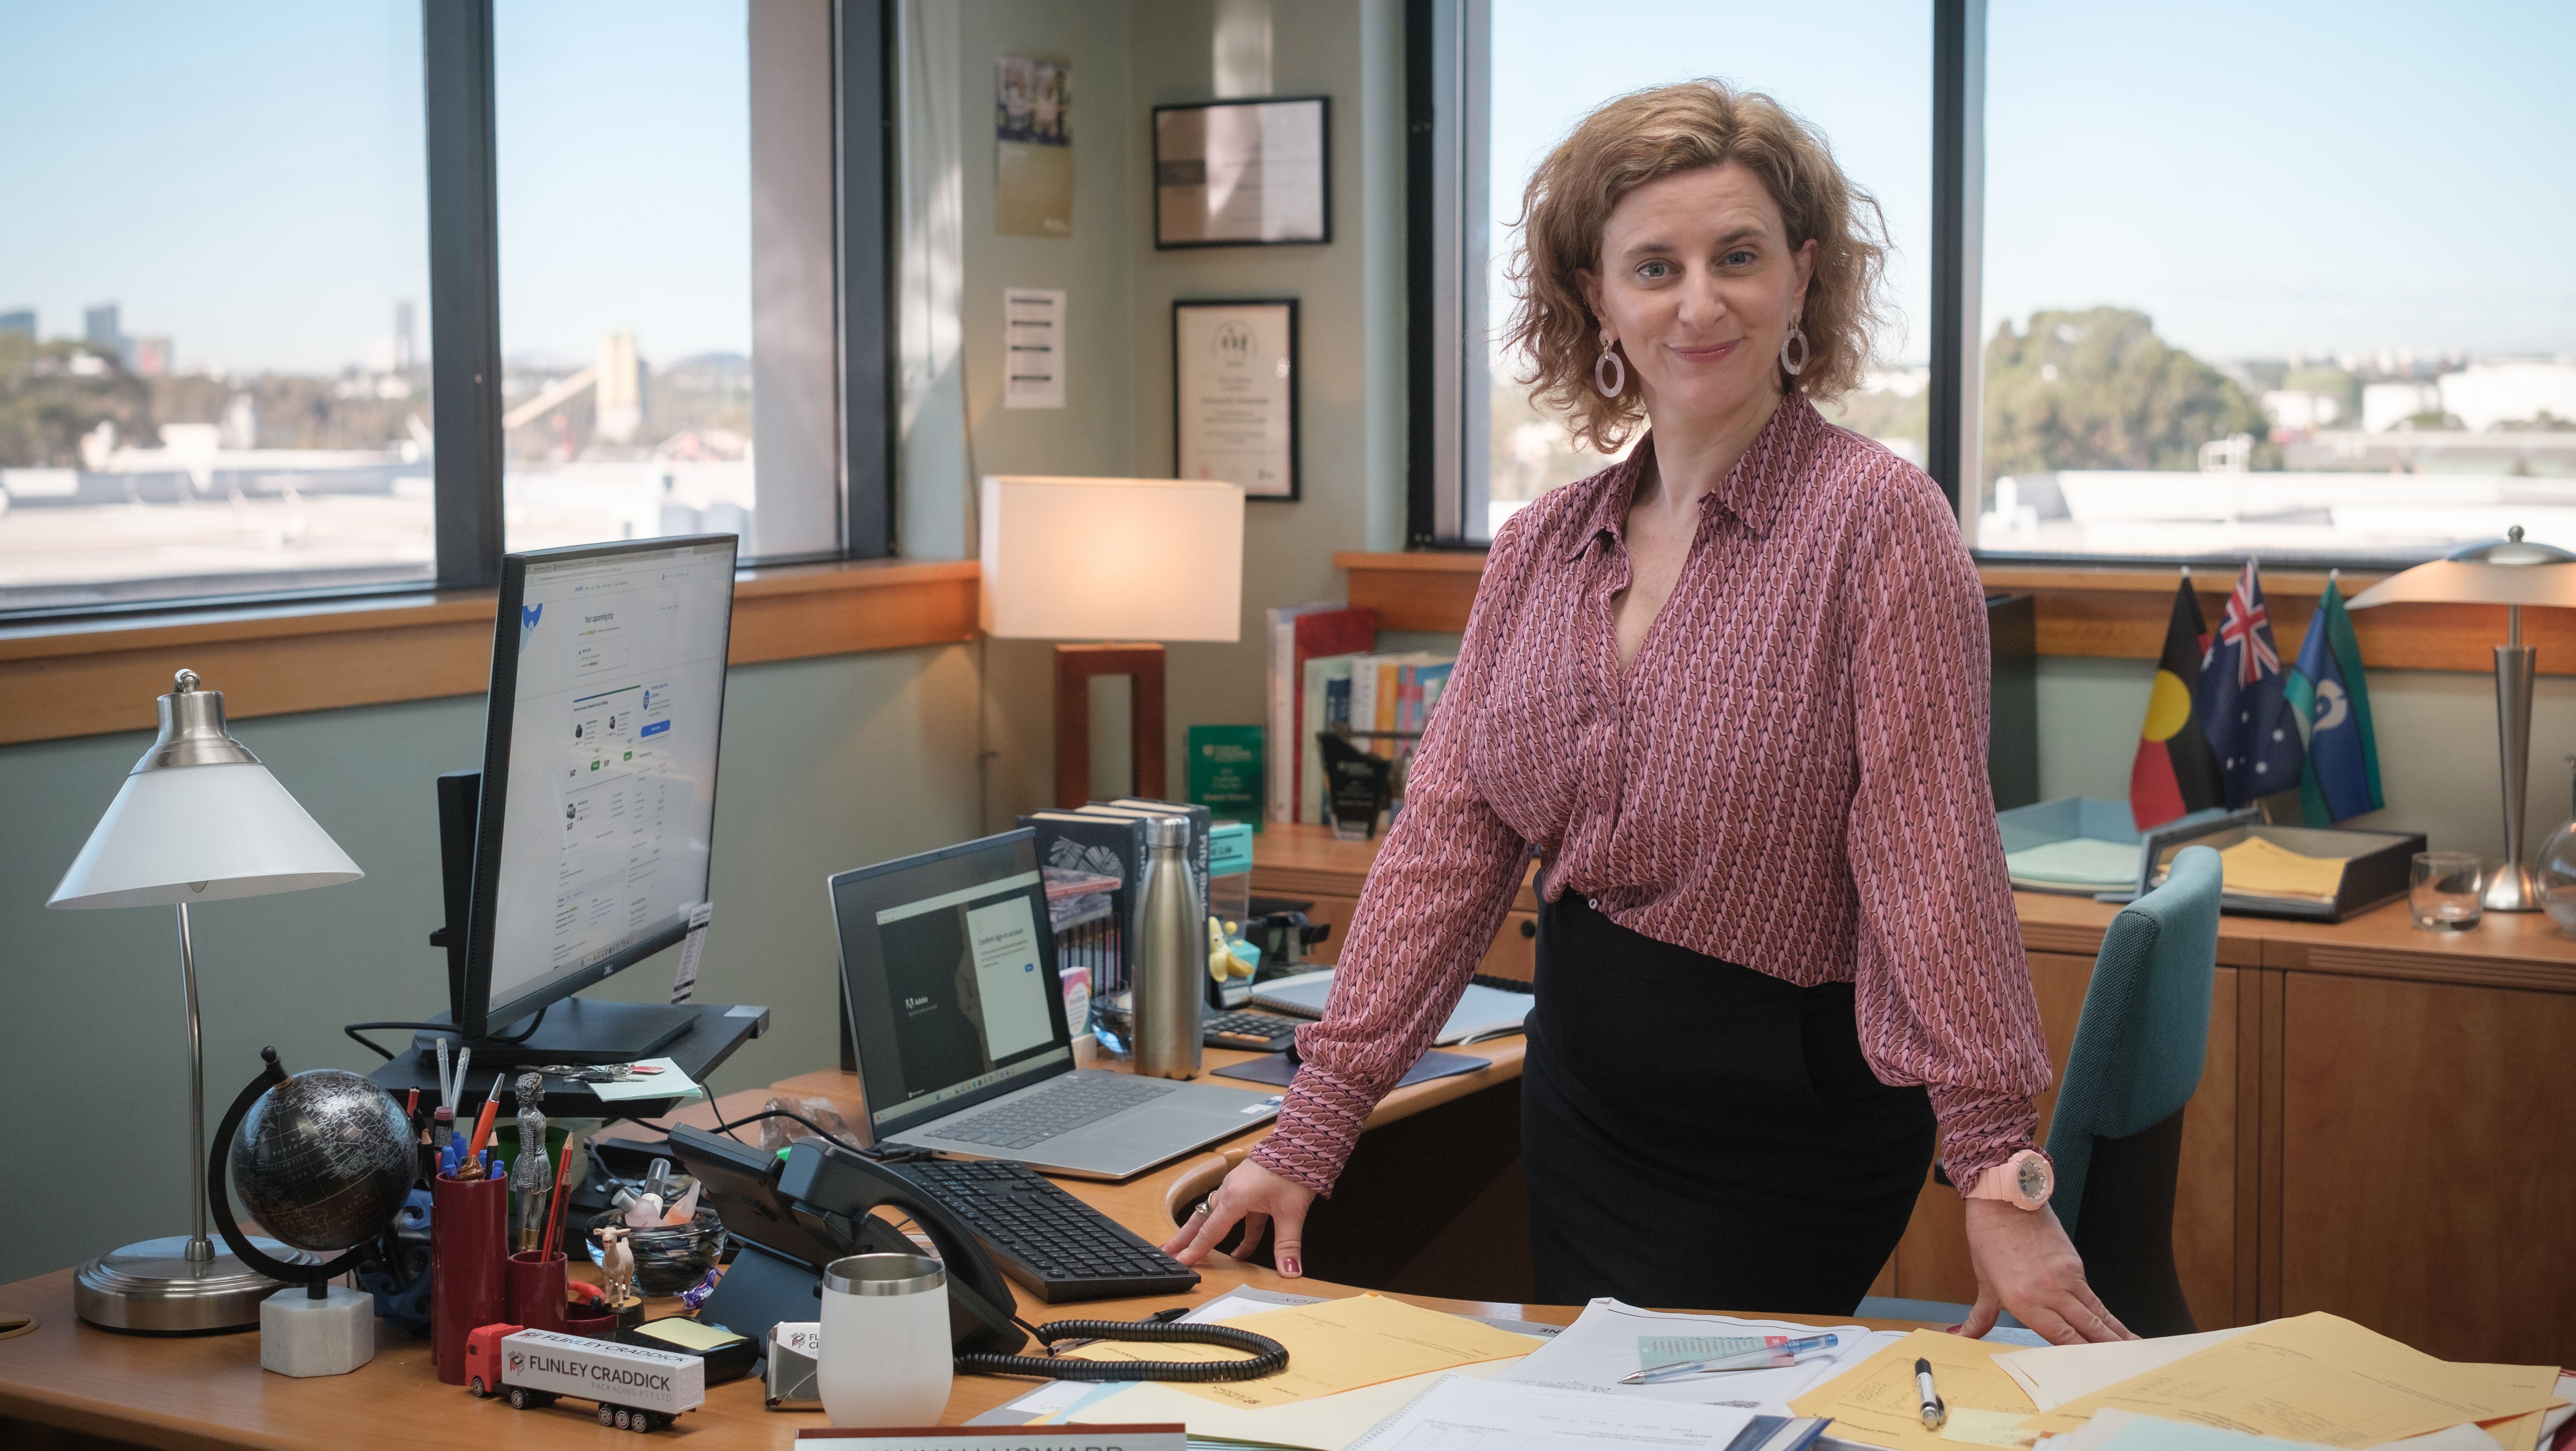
[935,1074,1175,1150]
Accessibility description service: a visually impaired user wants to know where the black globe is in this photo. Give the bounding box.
[229,1069,414,1253]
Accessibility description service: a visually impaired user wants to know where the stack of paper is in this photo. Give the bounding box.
[1788,1329,2039,1451]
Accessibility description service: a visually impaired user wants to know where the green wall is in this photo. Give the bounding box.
[0,646,980,1287]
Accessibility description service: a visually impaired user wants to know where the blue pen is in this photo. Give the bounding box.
[1621,1332,1840,1384]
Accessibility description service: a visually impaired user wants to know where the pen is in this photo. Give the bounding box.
[1621,1333,1840,1384]
[435,1037,452,1112]
[452,1046,473,1111]
[1915,1358,1946,1431]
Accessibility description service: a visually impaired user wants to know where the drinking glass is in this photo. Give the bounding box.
[817,1253,952,1427]
[2410,852,2484,931]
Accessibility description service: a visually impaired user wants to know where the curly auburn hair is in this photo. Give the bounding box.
[1502,80,1891,454]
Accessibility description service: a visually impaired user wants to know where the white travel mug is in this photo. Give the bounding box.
[817,1253,954,1427]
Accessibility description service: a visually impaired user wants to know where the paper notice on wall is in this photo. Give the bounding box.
[1004,287,1066,408]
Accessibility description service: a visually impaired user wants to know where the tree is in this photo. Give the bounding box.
[1982,307,2272,477]
[0,334,155,468]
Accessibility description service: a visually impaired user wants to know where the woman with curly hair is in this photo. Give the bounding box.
[1167,81,2129,1344]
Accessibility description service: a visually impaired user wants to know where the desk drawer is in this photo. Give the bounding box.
[1479,912,1538,983]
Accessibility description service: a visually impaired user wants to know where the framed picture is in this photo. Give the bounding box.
[1152,97,1330,248]
[1173,299,1299,501]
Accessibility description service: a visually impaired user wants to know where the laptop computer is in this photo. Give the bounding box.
[827,829,1280,1180]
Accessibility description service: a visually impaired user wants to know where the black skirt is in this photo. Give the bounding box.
[1523,892,1935,1314]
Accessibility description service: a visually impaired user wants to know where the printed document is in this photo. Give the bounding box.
[1347,1373,1764,1451]
[1504,1300,1889,1409]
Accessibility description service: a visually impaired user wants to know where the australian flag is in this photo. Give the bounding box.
[2199,560,2305,808]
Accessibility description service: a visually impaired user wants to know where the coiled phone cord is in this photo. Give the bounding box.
[955,1318,1290,1382]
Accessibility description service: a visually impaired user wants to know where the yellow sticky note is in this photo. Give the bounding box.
[1057,1292,1543,1410]
[1790,1330,2038,1451]
[2017,1313,2563,1448]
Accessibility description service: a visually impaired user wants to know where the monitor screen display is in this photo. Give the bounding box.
[829,833,1072,1137]
[481,538,735,1020]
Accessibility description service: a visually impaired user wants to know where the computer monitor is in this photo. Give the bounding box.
[423,534,739,1065]
[826,830,1074,1143]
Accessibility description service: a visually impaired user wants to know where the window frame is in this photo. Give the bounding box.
[1408,0,2474,573]
[0,0,900,625]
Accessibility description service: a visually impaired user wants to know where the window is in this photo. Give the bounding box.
[494,0,845,560]
[1414,0,1932,544]
[1973,0,2576,564]
[0,3,435,612]
[0,0,892,621]
[1416,1,2576,567]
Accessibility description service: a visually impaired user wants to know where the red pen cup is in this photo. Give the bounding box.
[431,1170,509,1382]
[506,1251,570,1334]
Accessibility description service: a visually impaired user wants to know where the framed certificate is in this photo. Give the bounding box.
[1152,97,1330,248]
[1173,299,1298,500]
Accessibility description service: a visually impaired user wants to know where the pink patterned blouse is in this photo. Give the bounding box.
[1250,395,2050,1200]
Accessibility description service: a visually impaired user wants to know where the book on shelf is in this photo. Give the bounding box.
[1266,603,1376,825]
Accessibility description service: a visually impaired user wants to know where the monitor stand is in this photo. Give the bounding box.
[408,998,698,1069]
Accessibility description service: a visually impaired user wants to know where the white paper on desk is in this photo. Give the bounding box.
[1347,1373,1763,1451]
[1058,1357,1530,1450]
[585,1057,706,1104]
[1502,1299,1890,1410]
[1994,1326,2257,1411]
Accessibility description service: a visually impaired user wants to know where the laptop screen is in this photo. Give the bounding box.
[828,830,1074,1138]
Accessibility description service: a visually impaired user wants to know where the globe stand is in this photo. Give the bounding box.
[206,1048,407,1374]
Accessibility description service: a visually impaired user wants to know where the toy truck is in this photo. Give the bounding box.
[463,1323,705,1432]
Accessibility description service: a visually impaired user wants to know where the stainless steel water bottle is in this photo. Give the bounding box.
[1133,815,1204,1079]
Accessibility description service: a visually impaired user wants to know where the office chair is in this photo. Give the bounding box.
[1857,845,2220,1338]
[2044,842,2222,1336]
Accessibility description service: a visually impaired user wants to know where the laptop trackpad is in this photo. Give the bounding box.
[1040,1088,1276,1157]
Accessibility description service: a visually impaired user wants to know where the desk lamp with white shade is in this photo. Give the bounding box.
[2347,526,2576,911]
[980,475,1246,807]
[47,669,364,1332]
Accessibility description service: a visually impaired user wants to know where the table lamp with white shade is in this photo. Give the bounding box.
[980,475,1245,807]
[48,669,364,1332]
[2347,526,2576,911]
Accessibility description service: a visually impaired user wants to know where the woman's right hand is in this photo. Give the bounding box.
[1159,1158,1319,1278]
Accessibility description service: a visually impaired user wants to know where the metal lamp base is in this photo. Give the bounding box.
[73,1235,313,1335]
[2485,862,2540,912]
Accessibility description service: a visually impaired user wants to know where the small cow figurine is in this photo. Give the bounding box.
[597,1225,636,1307]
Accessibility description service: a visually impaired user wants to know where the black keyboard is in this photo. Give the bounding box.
[1205,1009,1303,1052]
[881,1157,1201,1303]
[935,1074,1172,1150]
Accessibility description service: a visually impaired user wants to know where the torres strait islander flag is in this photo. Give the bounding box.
[2131,574,2228,830]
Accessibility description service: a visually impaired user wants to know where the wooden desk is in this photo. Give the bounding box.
[0,1040,1570,1451]
[1251,825,2576,1365]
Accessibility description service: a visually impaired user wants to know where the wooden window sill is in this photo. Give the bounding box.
[1338,550,2572,676]
[2,558,980,746]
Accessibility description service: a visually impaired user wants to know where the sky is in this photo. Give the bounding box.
[5,1,2570,375]
[1488,0,2576,365]
[0,0,751,377]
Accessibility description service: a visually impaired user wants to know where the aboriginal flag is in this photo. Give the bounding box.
[2130,576,2227,830]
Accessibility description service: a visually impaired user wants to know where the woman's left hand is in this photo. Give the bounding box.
[1953,1200,2135,1344]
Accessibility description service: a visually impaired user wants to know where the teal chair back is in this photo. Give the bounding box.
[2043,843,2221,1334]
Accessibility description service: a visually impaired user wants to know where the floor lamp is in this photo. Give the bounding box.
[980,475,1245,808]
[48,670,364,1331]
[2348,526,2576,910]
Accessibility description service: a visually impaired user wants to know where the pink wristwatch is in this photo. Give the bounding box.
[1966,1149,2054,1211]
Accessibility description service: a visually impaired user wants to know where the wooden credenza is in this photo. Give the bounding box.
[1250,824,2576,1363]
